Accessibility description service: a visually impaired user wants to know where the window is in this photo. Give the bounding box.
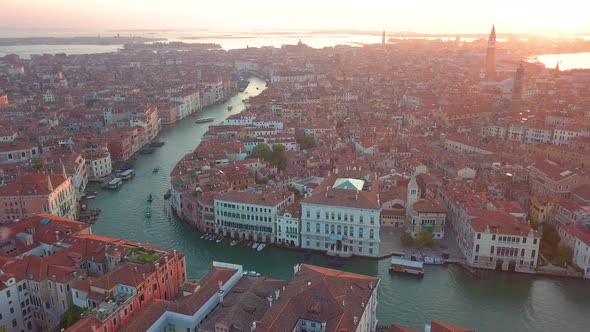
[533,238,537,245]
[6,290,11,297]
[492,235,496,241]
[531,250,536,258]
[490,246,494,254]
[475,244,480,253]
[477,233,481,240]
[523,237,527,244]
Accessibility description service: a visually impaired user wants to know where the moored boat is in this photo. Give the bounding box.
[195,117,214,123]
[390,257,424,277]
[252,242,260,249]
[209,235,217,241]
[256,243,266,252]
[200,234,208,239]
[84,195,96,200]
[164,189,172,200]
[216,236,224,243]
[230,239,239,246]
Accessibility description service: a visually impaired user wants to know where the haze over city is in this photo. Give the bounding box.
[1,0,589,34]
[2,1,590,332]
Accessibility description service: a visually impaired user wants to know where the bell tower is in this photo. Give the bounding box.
[486,25,496,78]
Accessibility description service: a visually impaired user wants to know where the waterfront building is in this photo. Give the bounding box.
[0,213,186,332]
[214,187,295,243]
[486,25,496,78]
[276,202,301,247]
[558,224,590,279]
[301,173,381,258]
[463,210,540,272]
[407,199,448,239]
[83,150,113,180]
[118,262,379,332]
[0,173,77,222]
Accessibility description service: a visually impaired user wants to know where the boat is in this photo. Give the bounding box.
[252,242,260,249]
[139,148,156,155]
[256,243,266,252]
[200,234,208,239]
[163,189,172,200]
[84,195,96,200]
[106,177,123,190]
[149,141,165,148]
[227,105,233,111]
[389,257,424,277]
[147,194,153,203]
[328,257,344,267]
[205,235,213,240]
[216,236,224,243]
[243,270,261,277]
[119,169,135,180]
[145,207,151,218]
[152,167,159,173]
[209,235,217,241]
[230,239,239,246]
[246,241,253,248]
[195,117,214,123]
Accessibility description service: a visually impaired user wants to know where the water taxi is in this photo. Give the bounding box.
[195,117,214,123]
[147,194,153,203]
[152,167,159,173]
[145,207,151,218]
[106,177,123,190]
[256,243,266,252]
[390,257,424,277]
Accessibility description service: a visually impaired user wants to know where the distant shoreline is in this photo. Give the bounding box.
[0,36,166,46]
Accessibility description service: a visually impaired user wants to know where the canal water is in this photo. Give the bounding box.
[88,77,590,332]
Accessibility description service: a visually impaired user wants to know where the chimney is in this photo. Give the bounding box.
[353,317,359,326]
[274,289,280,300]
[218,280,223,290]
[267,295,273,307]
[307,281,311,287]
[355,190,359,200]
[361,302,365,308]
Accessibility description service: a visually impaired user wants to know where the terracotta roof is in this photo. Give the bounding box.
[0,173,70,196]
[470,210,537,237]
[413,199,447,214]
[258,264,379,332]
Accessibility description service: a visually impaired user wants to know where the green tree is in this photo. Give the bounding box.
[415,230,434,248]
[32,162,44,171]
[59,305,89,329]
[271,144,287,170]
[296,131,316,150]
[401,233,415,247]
[555,245,573,266]
[249,144,272,161]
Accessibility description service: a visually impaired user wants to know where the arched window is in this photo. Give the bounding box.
[369,229,374,239]
[359,228,364,238]
[350,227,354,237]
[330,225,335,234]
[337,225,342,235]
[344,226,348,235]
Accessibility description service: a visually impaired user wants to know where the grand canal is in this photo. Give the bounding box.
[87,77,590,332]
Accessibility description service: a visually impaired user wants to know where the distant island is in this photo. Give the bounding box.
[122,41,222,50]
[0,36,165,46]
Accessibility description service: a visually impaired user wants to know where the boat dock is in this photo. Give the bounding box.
[120,169,135,180]
[390,257,425,277]
[105,177,123,190]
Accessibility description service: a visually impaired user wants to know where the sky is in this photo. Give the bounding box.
[0,0,588,35]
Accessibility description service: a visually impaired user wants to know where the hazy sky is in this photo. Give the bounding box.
[1,0,588,34]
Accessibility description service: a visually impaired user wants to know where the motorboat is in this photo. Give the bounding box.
[216,236,224,243]
[147,194,153,203]
[200,234,208,239]
[256,243,266,252]
[153,167,159,173]
[145,207,151,218]
[230,240,239,246]
[252,242,260,249]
